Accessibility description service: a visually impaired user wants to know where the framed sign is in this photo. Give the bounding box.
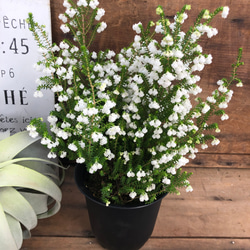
[0,0,54,134]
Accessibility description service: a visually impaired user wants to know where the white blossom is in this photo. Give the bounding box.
[148,88,158,96]
[236,82,243,87]
[56,67,67,76]
[148,40,159,54]
[155,23,164,33]
[34,91,43,98]
[92,132,103,142]
[219,102,228,109]
[129,191,137,199]
[217,80,224,86]
[201,144,208,150]
[48,151,57,159]
[146,184,156,192]
[167,167,176,175]
[79,141,86,149]
[172,48,184,58]
[211,138,220,146]
[95,8,105,21]
[68,143,78,151]
[202,103,210,114]
[218,85,228,93]
[58,95,68,102]
[135,130,144,138]
[47,115,58,125]
[222,6,229,18]
[100,136,108,145]
[97,22,107,33]
[162,34,173,46]
[149,101,160,109]
[60,24,70,33]
[191,30,201,42]
[89,0,99,9]
[162,177,171,185]
[127,170,135,177]
[186,185,193,192]
[132,22,142,34]
[136,170,146,181]
[65,8,76,18]
[207,96,216,103]
[139,193,149,202]
[63,0,71,8]
[83,107,98,116]
[60,151,67,158]
[59,41,69,50]
[58,14,67,23]
[108,113,120,122]
[76,157,85,163]
[149,119,161,128]
[106,126,121,138]
[77,115,89,124]
[57,129,69,140]
[89,162,102,174]
[221,114,229,121]
[122,151,130,164]
[52,85,63,92]
[102,100,116,114]
[77,0,88,7]
[175,12,188,24]
[104,149,115,160]
[27,125,39,138]
[41,137,51,145]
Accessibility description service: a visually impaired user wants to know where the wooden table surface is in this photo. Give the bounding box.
[21,158,250,250]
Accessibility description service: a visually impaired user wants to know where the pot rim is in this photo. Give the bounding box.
[74,163,168,209]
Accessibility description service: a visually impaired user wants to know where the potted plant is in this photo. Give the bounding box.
[0,131,63,250]
[26,0,243,249]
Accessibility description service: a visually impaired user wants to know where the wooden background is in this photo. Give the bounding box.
[22,0,250,249]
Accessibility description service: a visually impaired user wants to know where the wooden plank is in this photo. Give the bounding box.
[154,167,250,238]
[21,237,250,250]
[50,0,65,44]
[27,166,250,238]
[143,238,250,250]
[21,237,103,250]
[189,153,250,169]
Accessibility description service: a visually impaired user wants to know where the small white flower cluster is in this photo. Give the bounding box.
[59,0,106,37]
[28,2,243,205]
[26,124,39,138]
[89,162,102,174]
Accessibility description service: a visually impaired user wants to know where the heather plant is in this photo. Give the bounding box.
[27,0,243,205]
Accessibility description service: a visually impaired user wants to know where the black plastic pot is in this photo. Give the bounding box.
[75,164,167,250]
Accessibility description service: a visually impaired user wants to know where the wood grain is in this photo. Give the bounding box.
[21,237,250,250]
[190,153,250,169]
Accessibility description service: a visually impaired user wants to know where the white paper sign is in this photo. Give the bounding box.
[0,0,54,134]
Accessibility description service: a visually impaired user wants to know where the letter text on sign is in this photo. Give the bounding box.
[0,0,54,134]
